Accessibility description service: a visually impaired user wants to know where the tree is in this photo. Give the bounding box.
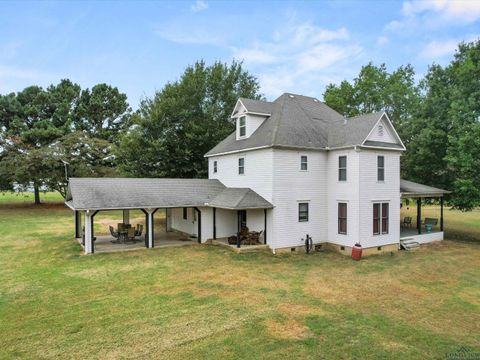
[116,60,262,178]
[0,80,130,203]
[74,84,130,141]
[323,63,421,139]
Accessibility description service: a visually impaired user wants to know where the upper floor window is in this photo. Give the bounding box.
[338,156,347,181]
[298,202,309,222]
[373,202,389,235]
[239,116,246,137]
[338,203,347,234]
[377,156,384,181]
[300,155,308,171]
[213,160,218,173]
[238,158,245,175]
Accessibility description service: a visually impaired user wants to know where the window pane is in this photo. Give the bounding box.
[240,126,246,137]
[373,203,380,234]
[239,116,245,126]
[339,156,346,168]
[382,203,389,234]
[299,203,308,222]
[339,169,347,181]
[338,203,347,234]
[378,168,384,181]
[377,156,384,167]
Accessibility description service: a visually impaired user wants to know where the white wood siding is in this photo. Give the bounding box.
[327,149,360,247]
[358,150,401,247]
[170,207,213,243]
[271,149,328,250]
[366,117,397,144]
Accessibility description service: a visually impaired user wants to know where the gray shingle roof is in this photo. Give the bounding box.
[400,179,450,197]
[208,188,273,210]
[239,98,274,115]
[66,178,272,210]
[206,94,403,157]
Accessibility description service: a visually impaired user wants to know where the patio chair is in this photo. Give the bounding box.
[127,227,136,242]
[134,224,143,237]
[402,217,412,228]
[424,218,438,233]
[109,226,120,243]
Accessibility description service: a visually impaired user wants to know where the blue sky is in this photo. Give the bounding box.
[1,0,479,108]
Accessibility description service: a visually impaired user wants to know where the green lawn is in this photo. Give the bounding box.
[0,203,479,359]
[0,191,64,204]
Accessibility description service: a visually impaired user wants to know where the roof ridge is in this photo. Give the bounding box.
[271,94,288,145]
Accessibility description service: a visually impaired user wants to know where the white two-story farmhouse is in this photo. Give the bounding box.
[66,93,449,255]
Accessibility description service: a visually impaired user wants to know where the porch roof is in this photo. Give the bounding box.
[400,179,450,198]
[65,177,273,211]
[207,188,273,210]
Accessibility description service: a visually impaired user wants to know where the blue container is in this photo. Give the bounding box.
[425,224,432,233]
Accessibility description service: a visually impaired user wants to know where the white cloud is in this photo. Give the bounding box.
[402,0,480,22]
[419,39,459,59]
[191,0,208,13]
[231,22,363,98]
[387,0,480,31]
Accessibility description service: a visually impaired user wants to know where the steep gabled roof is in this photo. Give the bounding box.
[206,94,404,157]
[238,98,274,115]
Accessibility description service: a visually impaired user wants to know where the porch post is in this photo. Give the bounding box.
[194,207,201,243]
[417,198,422,235]
[264,208,267,244]
[144,209,156,249]
[84,211,93,254]
[440,197,444,231]
[140,209,149,248]
[123,209,130,225]
[74,210,82,239]
[213,207,216,240]
[166,208,172,232]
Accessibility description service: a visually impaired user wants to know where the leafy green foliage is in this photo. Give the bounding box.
[0,80,130,202]
[324,41,480,210]
[116,60,261,178]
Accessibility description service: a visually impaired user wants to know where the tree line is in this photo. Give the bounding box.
[0,41,479,210]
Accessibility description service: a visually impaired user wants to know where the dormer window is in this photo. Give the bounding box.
[213,160,218,174]
[239,116,246,137]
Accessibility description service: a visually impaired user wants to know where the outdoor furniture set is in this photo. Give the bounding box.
[109,223,143,244]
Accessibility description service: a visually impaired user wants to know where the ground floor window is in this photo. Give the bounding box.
[338,203,347,234]
[373,202,389,235]
[298,202,309,222]
[183,207,188,220]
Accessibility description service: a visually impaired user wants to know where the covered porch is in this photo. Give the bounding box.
[400,179,450,247]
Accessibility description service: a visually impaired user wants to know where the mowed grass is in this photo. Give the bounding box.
[0,203,479,359]
[0,191,64,204]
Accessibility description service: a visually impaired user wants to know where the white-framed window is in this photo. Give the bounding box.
[238,157,245,175]
[239,116,246,137]
[338,156,347,181]
[300,155,308,171]
[298,202,309,222]
[213,160,218,173]
[373,202,389,235]
[338,203,347,235]
[377,155,384,181]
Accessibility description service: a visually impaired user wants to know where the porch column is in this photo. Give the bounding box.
[144,209,157,249]
[264,209,267,244]
[213,208,216,240]
[123,209,130,225]
[166,208,172,232]
[194,207,201,243]
[84,211,93,254]
[417,198,422,235]
[141,209,149,248]
[440,197,444,231]
[74,210,82,239]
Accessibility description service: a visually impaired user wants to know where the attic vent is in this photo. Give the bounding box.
[288,94,295,98]
[378,124,384,136]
